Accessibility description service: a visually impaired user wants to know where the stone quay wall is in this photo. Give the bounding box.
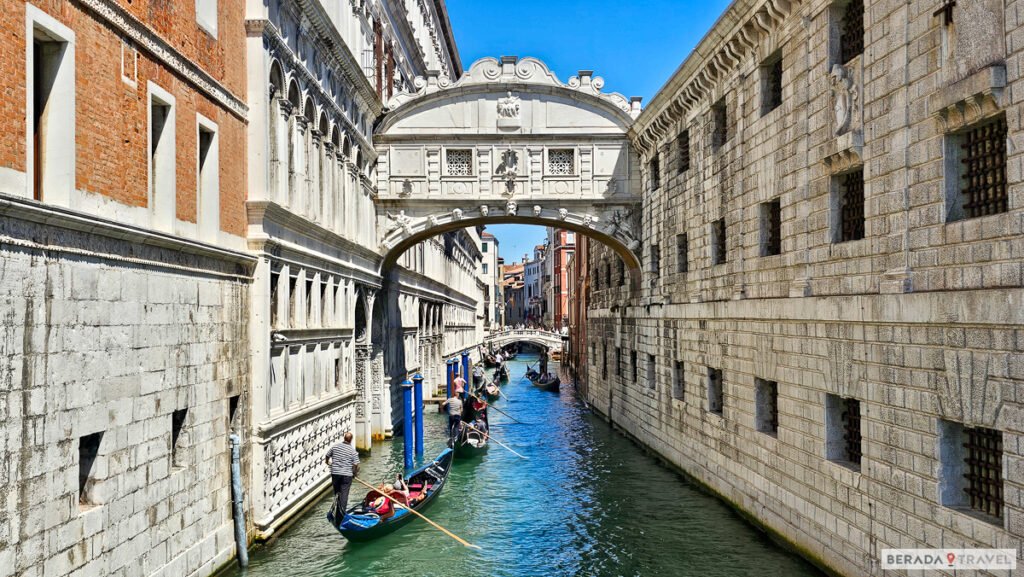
[585,0,1024,575]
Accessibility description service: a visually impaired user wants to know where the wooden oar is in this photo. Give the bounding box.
[464,423,528,460]
[488,403,527,425]
[352,476,482,550]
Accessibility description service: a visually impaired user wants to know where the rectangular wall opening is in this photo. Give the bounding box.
[825,394,861,469]
[29,11,75,205]
[711,219,727,265]
[755,378,779,435]
[831,168,865,243]
[630,350,638,382]
[945,115,1008,221]
[677,130,690,173]
[646,354,656,389]
[149,84,176,231]
[939,420,1004,522]
[78,431,103,511]
[228,395,240,434]
[171,407,188,470]
[707,367,723,415]
[760,51,783,116]
[672,360,685,400]
[676,233,688,274]
[197,119,219,242]
[760,199,782,256]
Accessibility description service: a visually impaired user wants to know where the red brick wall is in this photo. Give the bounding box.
[2,1,247,236]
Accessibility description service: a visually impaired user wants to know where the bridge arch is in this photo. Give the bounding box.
[373,55,646,290]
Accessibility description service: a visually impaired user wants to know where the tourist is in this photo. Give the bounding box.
[442,392,463,438]
[324,431,360,523]
[453,372,467,395]
[393,474,410,502]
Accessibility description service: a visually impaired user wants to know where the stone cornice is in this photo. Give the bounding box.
[631,0,799,156]
[77,0,247,121]
[249,19,377,158]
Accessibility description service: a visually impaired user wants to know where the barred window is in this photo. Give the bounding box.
[826,394,861,468]
[755,379,779,434]
[676,233,689,273]
[949,116,1008,221]
[711,98,728,149]
[649,243,661,275]
[940,421,1004,521]
[649,155,661,190]
[839,0,864,64]
[548,149,575,175]
[707,368,723,414]
[711,218,727,265]
[833,169,864,242]
[761,199,782,256]
[677,130,691,173]
[446,149,473,176]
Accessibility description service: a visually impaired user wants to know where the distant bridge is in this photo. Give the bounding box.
[482,328,565,350]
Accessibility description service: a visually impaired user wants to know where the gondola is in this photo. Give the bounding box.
[483,382,501,402]
[533,374,560,392]
[451,422,489,458]
[493,363,509,382]
[524,368,540,382]
[327,448,454,541]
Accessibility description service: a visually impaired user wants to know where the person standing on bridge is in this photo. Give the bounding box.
[325,431,359,524]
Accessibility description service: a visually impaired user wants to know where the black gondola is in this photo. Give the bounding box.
[524,368,540,382]
[327,448,454,541]
[533,374,560,392]
[451,422,489,457]
[493,363,509,382]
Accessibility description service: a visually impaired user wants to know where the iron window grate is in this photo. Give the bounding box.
[839,170,865,242]
[960,117,1008,219]
[678,131,691,173]
[840,0,864,64]
[964,426,1003,518]
[446,149,473,176]
[841,398,862,465]
[548,149,575,175]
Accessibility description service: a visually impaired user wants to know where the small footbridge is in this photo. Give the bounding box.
[483,328,565,351]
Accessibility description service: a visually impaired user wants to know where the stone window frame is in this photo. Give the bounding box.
[646,354,656,390]
[677,129,691,174]
[825,393,862,471]
[630,350,638,382]
[545,147,577,177]
[676,233,689,274]
[443,147,475,177]
[938,419,1005,525]
[711,97,729,151]
[649,241,661,276]
[649,152,661,191]
[171,407,190,471]
[196,113,220,243]
[615,347,622,377]
[25,4,76,206]
[195,0,218,38]
[148,81,177,233]
[829,166,866,244]
[943,113,1009,222]
[829,0,864,67]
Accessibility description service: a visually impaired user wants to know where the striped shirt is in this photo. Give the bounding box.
[325,441,360,476]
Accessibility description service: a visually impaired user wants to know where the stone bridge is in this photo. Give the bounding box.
[372,56,645,288]
[483,328,565,351]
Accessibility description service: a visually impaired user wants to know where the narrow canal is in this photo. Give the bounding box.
[229,353,824,577]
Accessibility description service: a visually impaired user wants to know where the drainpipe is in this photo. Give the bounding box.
[402,378,414,470]
[413,373,424,458]
[229,433,249,568]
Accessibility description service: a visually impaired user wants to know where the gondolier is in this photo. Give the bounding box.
[442,393,463,438]
[325,431,360,523]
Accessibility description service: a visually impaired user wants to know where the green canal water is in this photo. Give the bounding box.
[229,353,824,577]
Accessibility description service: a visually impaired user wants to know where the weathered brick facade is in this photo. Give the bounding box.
[586,0,1024,575]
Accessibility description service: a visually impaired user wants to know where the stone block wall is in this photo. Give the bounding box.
[587,0,1024,575]
[0,206,252,577]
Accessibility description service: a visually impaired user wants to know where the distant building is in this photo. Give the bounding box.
[546,229,576,330]
[523,244,546,326]
[479,230,503,330]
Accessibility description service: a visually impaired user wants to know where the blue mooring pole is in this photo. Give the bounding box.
[402,378,414,470]
[461,351,470,399]
[446,359,454,399]
[413,373,424,458]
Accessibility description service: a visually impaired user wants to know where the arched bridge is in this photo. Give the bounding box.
[483,328,564,350]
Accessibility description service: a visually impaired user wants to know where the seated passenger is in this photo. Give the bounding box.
[369,484,394,516]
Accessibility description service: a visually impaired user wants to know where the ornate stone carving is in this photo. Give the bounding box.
[505,201,518,217]
[479,205,489,217]
[497,91,521,119]
[830,64,858,136]
[607,209,640,250]
[428,214,441,227]
[533,205,542,217]
[385,210,413,235]
[583,214,598,228]
[558,208,568,220]
[451,208,464,221]
[399,179,413,197]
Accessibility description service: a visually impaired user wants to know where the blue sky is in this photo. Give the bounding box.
[445,0,733,261]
